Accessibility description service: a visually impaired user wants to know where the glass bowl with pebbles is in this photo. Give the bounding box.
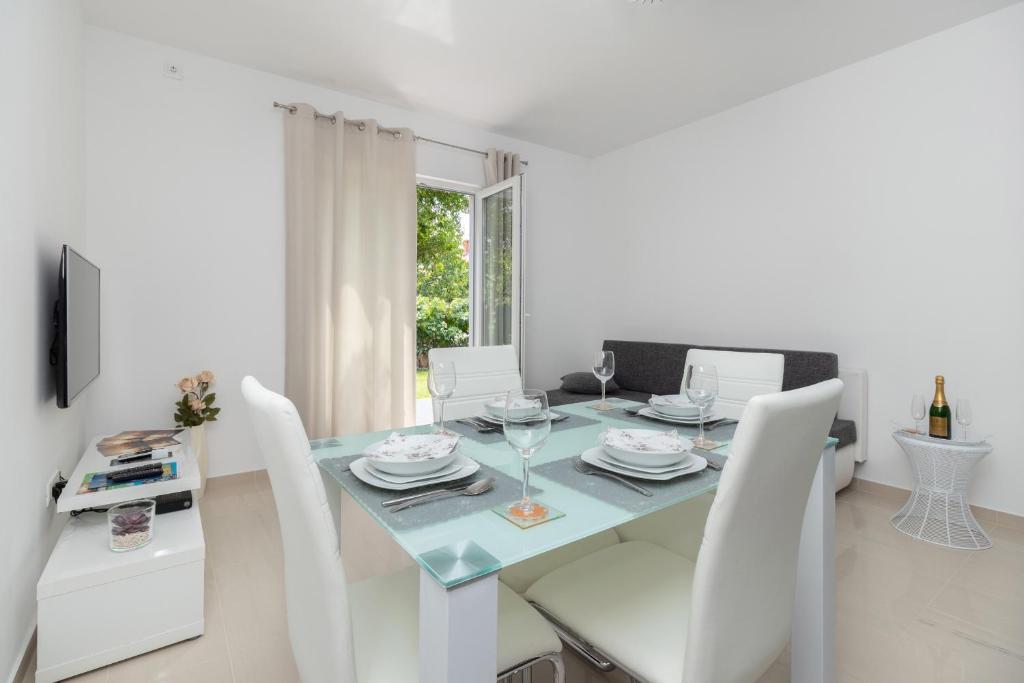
[108,499,156,552]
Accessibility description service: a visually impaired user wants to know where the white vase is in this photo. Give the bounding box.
[191,423,209,500]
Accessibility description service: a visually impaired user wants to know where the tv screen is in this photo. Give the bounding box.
[54,245,100,408]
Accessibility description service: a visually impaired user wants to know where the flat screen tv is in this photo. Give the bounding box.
[52,245,100,408]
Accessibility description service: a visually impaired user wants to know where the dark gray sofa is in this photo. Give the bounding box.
[547,339,857,448]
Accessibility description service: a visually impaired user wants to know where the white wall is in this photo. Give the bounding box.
[586,4,1024,514]
[0,1,87,679]
[84,27,591,477]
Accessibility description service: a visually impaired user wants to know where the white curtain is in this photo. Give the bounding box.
[284,103,416,439]
[484,148,521,185]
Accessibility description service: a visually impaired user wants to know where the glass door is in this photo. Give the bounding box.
[473,175,523,361]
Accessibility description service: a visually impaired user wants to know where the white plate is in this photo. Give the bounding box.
[484,398,546,421]
[647,394,701,418]
[599,428,692,468]
[476,410,562,426]
[601,448,695,474]
[637,407,716,425]
[363,457,464,484]
[364,434,459,476]
[350,453,480,491]
[581,447,707,481]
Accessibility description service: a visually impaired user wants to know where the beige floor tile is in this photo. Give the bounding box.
[227,636,300,683]
[37,471,1024,683]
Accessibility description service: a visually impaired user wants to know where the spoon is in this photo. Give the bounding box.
[389,477,495,512]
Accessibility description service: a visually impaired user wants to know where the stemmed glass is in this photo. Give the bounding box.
[592,351,615,411]
[956,399,972,441]
[911,394,926,434]
[503,389,552,521]
[428,360,457,435]
[684,364,719,449]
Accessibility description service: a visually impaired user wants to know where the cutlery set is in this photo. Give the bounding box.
[457,412,569,433]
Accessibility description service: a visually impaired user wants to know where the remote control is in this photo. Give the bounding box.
[107,463,165,484]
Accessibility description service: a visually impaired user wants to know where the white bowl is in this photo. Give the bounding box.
[600,428,692,468]
[484,397,545,421]
[364,435,459,476]
[648,394,701,418]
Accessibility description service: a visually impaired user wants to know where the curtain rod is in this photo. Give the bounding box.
[272,102,527,166]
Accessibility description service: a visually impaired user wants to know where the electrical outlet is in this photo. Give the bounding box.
[163,62,183,80]
[46,470,62,508]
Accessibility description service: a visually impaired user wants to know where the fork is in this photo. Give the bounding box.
[573,457,653,496]
[458,418,500,433]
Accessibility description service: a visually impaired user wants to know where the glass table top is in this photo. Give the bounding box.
[313,398,836,588]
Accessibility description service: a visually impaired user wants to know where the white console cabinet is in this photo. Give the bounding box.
[37,434,205,682]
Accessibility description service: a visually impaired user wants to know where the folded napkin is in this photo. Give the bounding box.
[367,433,459,461]
[601,428,687,453]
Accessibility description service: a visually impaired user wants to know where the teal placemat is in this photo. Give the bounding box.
[533,453,721,514]
[446,411,601,445]
[319,455,541,531]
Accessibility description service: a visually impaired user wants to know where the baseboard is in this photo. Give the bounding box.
[6,625,35,683]
[850,476,1024,530]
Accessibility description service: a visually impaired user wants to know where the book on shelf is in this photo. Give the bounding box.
[79,461,180,494]
[96,429,184,458]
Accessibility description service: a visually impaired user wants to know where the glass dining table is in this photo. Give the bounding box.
[312,398,838,683]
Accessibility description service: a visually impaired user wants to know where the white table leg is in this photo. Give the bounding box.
[419,568,498,683]
[791,445,836,683]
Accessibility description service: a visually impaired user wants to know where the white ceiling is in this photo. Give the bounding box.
[83,0,1019,156]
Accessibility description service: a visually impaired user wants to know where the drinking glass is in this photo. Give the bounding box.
[911,394,926,434]
[428,360,457,435]
[956,399,972,441]
[503,389,551,521]
[592,351,615,411]
[684,364,719,449]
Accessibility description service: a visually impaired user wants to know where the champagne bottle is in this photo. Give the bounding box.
[929,375,951,439]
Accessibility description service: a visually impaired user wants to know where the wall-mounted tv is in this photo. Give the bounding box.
[52,245,100,408]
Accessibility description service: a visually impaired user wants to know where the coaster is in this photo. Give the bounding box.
[589,401,618,412]
[492,500,565,529]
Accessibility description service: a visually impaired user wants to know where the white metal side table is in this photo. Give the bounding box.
[891,430,993,550]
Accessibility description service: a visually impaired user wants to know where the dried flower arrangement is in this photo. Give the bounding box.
[174,370,221,427]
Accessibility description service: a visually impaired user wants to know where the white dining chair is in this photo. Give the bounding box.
[681,348,784,419]
[240,376,564,683]
[427,345,522,420]
[525,378,843,683]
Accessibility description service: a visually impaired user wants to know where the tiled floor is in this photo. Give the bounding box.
[22,473,1024,682]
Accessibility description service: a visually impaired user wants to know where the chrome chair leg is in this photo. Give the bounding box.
[497,652,565,683]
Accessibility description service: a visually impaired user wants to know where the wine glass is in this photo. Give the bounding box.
[428,360,457,434]
[592,351,615,411]
[911,394,926,434]
[503,389,551,521]
[956,399,972,441]
[684,364,719,449]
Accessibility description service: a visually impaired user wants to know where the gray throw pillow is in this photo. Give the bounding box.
[560,372,619,395]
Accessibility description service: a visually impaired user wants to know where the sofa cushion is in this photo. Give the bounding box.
[829,418,857,449]
[603,340,690,395]
[560,372,620,395]
[602,340,838,394]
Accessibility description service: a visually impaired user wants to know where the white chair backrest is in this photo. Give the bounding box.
[683,378,843,683]
[838,367,868,463]
[681,349,784,420]
[241,376,356,683]
[427,345,522,420]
